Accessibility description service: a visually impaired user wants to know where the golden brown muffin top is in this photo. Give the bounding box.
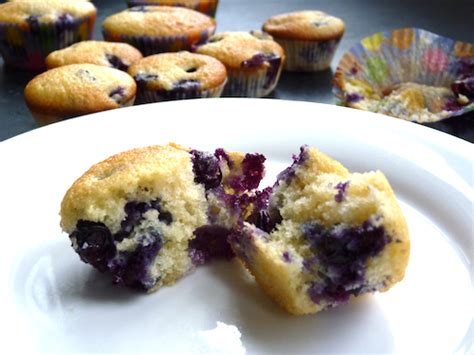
[46,41,143,70]
[263,10,345,41]
[128,51,227,91]
[0,1,96,25]
[102,6,216,37]
[195,31,285,70]
[24,64,136,116]
[129,0,215,4]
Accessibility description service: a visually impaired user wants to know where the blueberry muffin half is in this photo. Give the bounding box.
[45,40,143,70]
[128,51,227,103]
[0,0,96,70]
[230,146,410,315]
[24,63,136,125]
[194,31,285,97]
[60,143,266,291]
[102,6,216,56]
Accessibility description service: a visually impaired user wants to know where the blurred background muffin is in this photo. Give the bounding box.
[263,10,344,72]
[128,51,227,103]
[102,6,216,56]
[46,40,143,71]
[195,31,285,97]
[0,0,96,70]
[125,0,219,17]
[24,64,137,125]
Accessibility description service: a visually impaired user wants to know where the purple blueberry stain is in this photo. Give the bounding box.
[70,220,117,272]
[190,150,222,190]
[188,225,235,265]
[302,219,391,307]
[214,148,234,169]
[246,187,282,233]
[134,73,159,87]
[334,181,350,203]
[106,54,129,71]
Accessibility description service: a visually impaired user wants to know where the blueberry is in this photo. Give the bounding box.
[70,220,116,272]
[214,148,233,169]
[302,219,391,306]
[282,251,292,263]
[188,225,234,265]
[26,15,40,30]
[112,231,163,290]
[106,54,128,71]
[190,150,222,190]
[109,86,126,103]
[345,93,363,103]
[172,79,201,91]
[120,199,172,237]
[451,76,474,100]
[134,73,159,86]
[228,153,266,192]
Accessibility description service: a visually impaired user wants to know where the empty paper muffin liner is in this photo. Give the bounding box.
[333,28,474,123]
[103,28,215,56]
[126,0,219,17]
[0,15,95,70]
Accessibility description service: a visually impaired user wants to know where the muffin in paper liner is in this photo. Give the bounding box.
[333,28,474,123]
[102,6,216,56]
[126,0,219,17]
[0,13,95,71]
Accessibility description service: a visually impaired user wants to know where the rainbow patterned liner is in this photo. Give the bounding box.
[136,80,225,104]
[0,15,95,71]
[333,28,474,123]
[103,28,215,56]
[126,0,219,17]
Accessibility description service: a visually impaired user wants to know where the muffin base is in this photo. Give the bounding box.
[275,38,341,72]
[223,64,283,98]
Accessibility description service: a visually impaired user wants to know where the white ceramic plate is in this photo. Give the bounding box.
[0,99,472,354]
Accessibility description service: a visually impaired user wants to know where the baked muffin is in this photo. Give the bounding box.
[263,10,344,71]
[45,40,143,71]
[126,0,219,17]
[194,31,285,97]
[60,143,266,291]
[24,63,137,125]
[102,6,216,56]
[230,146,410,315]
[128,51,227,104]
[0,0,96,70]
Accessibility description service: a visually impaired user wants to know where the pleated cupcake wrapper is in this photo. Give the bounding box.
[223,63,283,98]
[136,80,225,104]
[0,15,95,70]
[126,0,219,17]
[333,28,474,123]
[275,38,341,72]
[103,28,214,56]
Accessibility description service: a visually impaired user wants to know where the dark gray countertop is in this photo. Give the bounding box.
[1,0,473,142]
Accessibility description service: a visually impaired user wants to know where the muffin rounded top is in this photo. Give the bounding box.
[102,6,216,37]
[0,1,96,25]
[128,0,215,4]
[262,10,345,41]
[195,31,285,70]
[46,41,143,70]
[128,51,227,91]
[24,64,136,116]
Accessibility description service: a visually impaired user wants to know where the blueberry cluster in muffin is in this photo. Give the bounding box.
[61,143,410,315]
